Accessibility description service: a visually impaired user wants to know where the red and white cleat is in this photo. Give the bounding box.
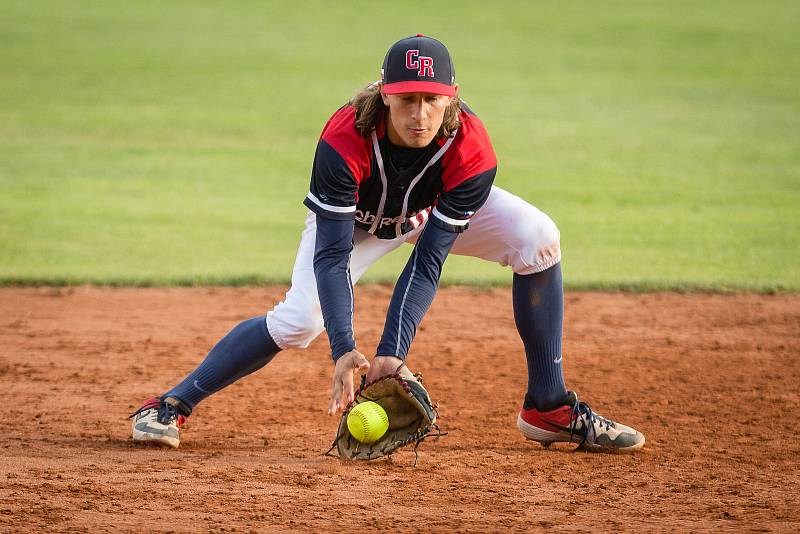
[518,391,645,453]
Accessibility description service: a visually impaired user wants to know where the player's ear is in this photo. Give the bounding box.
[452,83,460,100]
[379,86,390,106]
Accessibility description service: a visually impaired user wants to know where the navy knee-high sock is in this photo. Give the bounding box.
[163,316,281,414]
[512,264,568,412]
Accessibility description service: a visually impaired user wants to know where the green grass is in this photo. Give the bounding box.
[1,1,798,290]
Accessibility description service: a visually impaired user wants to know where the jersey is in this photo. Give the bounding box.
[303,102,497,239]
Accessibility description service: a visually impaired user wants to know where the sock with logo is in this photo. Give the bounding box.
[163,316,281,414]
[513,264,569,412]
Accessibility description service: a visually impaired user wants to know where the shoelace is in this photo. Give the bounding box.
[128,399,179,425]
[569,398,616,448]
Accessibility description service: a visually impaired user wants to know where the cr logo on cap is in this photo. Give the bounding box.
[405,50,434,77]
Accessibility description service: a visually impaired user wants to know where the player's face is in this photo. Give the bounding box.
[381,91,454,148]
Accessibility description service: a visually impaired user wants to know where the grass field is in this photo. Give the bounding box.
[1,1,798,290]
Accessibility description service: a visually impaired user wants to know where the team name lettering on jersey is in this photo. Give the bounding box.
[405,50,434,77]
[355,209,419,227]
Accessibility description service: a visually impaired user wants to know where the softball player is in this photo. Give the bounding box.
[131,35,644,453]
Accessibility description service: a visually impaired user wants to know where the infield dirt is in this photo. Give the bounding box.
[1,286,798,532]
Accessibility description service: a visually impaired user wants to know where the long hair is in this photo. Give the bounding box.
[349,83,462,139]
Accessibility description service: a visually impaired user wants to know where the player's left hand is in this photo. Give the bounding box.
[366,355,405,383]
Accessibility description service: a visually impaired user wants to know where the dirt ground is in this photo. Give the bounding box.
[0,286,798,532]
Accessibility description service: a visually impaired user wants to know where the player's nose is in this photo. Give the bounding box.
[409,98,426,120]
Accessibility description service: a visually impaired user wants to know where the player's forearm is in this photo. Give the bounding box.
[313,215,356,360]
[376,223,458,359]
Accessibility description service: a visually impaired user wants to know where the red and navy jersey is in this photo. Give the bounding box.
[303,102,497,240]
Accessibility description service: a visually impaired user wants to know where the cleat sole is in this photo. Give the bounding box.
[132,427,180,449]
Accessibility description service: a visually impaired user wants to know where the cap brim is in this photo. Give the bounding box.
[382,80,456,97]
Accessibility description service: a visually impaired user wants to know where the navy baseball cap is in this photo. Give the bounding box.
[381,34,456,96]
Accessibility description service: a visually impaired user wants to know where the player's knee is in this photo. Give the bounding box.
[539,217,561,256]
[510,213,561,274]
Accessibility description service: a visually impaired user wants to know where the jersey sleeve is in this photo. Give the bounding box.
[304,140,358,220]
[432,167,495,232]
[303,106,371,220]
[432,109,497,233]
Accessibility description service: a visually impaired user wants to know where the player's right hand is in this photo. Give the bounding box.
[328,350,370,415]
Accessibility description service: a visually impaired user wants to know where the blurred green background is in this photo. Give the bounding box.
[1,1,798,290]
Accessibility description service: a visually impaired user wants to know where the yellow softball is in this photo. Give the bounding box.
[347,401,389,443]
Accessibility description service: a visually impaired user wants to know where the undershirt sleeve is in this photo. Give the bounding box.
[313,214,356,360]
[375,222,458,359]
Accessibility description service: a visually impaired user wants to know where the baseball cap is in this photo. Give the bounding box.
[381,34,456,96]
